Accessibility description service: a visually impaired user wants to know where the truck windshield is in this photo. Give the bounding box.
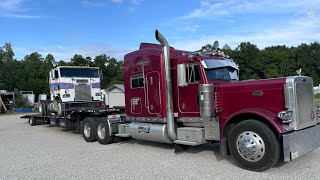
[205,67,239,81]
[60,68,99,78]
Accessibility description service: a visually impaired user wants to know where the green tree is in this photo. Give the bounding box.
[70,54,87,66]
[233,42,262,80]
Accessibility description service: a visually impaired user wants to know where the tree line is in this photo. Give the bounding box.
[222,42,320,84]
[0,41,319,95]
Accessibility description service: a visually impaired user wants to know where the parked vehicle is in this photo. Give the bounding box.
[23,30,320,171]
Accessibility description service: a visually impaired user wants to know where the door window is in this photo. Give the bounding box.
[186,64,201,83]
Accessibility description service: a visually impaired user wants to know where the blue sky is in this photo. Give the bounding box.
[0,0,319,61]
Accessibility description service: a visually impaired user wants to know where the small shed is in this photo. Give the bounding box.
[103,84,125,108]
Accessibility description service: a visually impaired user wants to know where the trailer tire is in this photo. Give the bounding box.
[30,116,36,126]
[81,117,97,142]
[96,118,114,144]
[228,120,280,172]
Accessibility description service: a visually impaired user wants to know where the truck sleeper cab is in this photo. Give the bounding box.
[74,30,320,172]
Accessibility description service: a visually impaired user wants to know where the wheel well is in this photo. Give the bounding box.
[221,113,280,155]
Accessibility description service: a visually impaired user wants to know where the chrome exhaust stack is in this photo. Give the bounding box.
[155,30,177,140]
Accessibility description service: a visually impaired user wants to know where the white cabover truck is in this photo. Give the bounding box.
[40,66,104,116]
[24,66,124,131]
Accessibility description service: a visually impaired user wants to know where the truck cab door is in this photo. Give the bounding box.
[178,64,202,115]
[146,71,162,114]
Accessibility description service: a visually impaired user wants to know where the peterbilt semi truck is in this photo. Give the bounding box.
[24,30,320,172]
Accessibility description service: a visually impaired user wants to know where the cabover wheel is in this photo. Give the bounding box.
[30,116,36,126]
[228,120,280,172]
[96,118,114,144]
[81,117,97,142]
[56,100,63,116]
[39,100,46,116]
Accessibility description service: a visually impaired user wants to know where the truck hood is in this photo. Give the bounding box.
[214,77,287,118]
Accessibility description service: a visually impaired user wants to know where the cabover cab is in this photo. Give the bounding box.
[43,66,103,116]
[109,30,320,171]
[49,66,102,102]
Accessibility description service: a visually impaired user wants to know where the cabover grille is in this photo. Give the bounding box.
[75,84,91,101]
[76,79,89,84]
[285,76,316,130]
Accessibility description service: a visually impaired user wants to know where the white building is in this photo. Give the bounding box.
[102,84,125,108]
[314,85,320,95]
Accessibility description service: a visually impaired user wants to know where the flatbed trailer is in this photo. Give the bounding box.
[21,106,125,133]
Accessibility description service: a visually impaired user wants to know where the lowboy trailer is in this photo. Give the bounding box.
[22,30,320,171]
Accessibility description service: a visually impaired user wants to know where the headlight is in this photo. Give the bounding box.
[62,94,70,98]
[278,110,293,123]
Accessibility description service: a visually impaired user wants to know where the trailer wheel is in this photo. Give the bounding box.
[96,118,114,144]
[228,120,280,172]
[30,116,36,126]
[81,117,97,142]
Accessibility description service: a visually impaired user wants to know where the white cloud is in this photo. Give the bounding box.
[0,0,46,19]
[81,0,106,7]
[0,0,24,10]
[57,45,63,49]
[13,43,133,61]
[182,0,320,19]
[172,10,320,51]
[111,0,123,4]
[0,13,41,19]
[131,0,143,4]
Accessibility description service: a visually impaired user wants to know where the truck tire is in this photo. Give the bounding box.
[39,100,46,116]
[228,120,280,172]
[30,116,36,126]
[56,100,63,116]
[96,118,114,144]
[81,117,97,142]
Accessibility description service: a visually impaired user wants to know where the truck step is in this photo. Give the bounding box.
[173,140,205,146]
[176,127,207,146]
[115,133,131,137]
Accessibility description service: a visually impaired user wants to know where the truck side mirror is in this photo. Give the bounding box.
[177,64,188,87]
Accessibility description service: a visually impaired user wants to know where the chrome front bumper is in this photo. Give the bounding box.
[282,124,320,162]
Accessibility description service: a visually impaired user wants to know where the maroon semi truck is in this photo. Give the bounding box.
[85,30,320,171]
[25,30,320,171]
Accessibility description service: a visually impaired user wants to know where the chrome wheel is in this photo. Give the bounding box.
[97,123,106,140]
[83,123,91,138]
[236,131,265,162]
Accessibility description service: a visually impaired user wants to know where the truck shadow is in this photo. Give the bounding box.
[114,138,235,163]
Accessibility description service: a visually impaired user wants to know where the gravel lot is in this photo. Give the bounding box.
[1,114,320,180]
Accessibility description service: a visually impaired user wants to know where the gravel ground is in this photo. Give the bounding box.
[1,114,320,180]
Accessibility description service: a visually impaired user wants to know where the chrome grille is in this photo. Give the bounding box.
[296,82,314,125]
[285,76,316,130]
[76,79,88,83]
[75,84,91,101]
